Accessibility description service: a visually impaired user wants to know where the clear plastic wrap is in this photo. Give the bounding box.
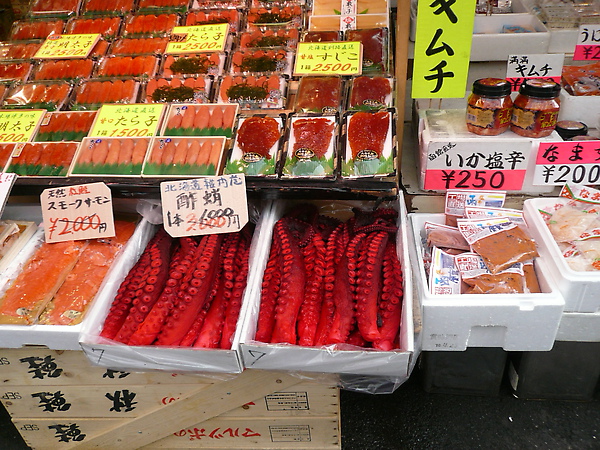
[65,16,122,40]
[70,137,150,176]
[144,76,211,103]
[161,103,237,137]
[7,141,79,176]
[71,78,140,110]
[229,49,294,76]
[161,53,225,77]
[295,76,343,113]
[35,110,97,141]
[95,55,159,78]
[33,58,95,81]
[3,80,72,111]
[122,13,180,38]
[109,37,170,56]
[216,74,287,109]
[238,28,299,50]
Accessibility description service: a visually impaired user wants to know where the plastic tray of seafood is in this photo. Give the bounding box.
[224,113,286,178]
[71,78,140,110]
[185,9,241,34]
[109,37,170,56]
[0,207,149,351]
[340,109,396,179]
[0,41,44,61]
[523,195,600,313]
[229,49,295,77]
[295,76,344,114]
[35,110,97,142]
[347,75,394,111]
[29,0,81,17]
[95,55,160,78]
[122,13,181,38]
[408,212,565,351]
[10,19,66,41]
[216,75,287,110]
[238,29,299,50]
[6,142,80,177]
[344,27,390,74]
[32,59,96,81]
[190,0,246,9]
[141,136,227,176]
[161,53,226,78]
[280,113,338,179]
[238,196,415,378]
[138,0,190,13]
[144,76,212,103]
[65,16,122,40]
[161,103,238,137]
[70,137,151,176]
[0,61,33,83]
[246,6,305,31]
[79,204,264,373]
[2,81,73,111]
[81,0,136,16]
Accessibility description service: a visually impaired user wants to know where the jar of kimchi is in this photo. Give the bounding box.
[466,78,512,135]
[510,79,561,138]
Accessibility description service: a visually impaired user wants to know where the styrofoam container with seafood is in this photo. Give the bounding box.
[229,49,295,77]
[238,196,415,378]
[341,108,396,179]
[161,53,226,78]
[161,103,238,137]
[224,113,286,177]
[2,80,73,111]
[216,74,287,110]
[409,212,564,351]
[141,136,226,177]
[95,54,160,78]
[70,137,151,176]
[238,28,299,50]
[0,210,151,351]
[7,141,80,177]
[70,78,141,110]
[281,114,338,179]
[523,197,600,313]
[144,76,212,104]
[35,110,97,142]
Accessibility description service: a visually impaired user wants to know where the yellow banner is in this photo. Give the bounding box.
[166,24,229,54]
[294,41,362,76]
[89,104,166,138]
[35,34,101,59]
[0,110,46,143]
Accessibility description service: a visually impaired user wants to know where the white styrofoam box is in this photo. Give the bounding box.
[523,197,600,313]
[79,203,271,374]
[0,215,154,351]
[558,89,600,126]
[416,108,559,195]
[409,213,565,351]
[238,197,415,379]
[556,311,600,342]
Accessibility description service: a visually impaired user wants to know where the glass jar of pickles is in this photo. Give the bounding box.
[510,79,561,138]
[466,78,512,135]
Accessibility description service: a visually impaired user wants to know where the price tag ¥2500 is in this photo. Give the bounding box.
[166,24,229,54]
[294,41,362,76]
[34,34,101,59]
[40,182,115,243]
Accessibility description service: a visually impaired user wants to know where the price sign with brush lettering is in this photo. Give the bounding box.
[35,34,101,59]
[166,24,229,54]
[89,104,166,138]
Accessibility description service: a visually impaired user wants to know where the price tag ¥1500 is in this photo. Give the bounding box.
[40,182,115,243]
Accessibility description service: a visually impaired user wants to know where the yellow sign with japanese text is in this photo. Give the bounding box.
[0,110,46,143]
[412,0,476,98]
[89,104,166,138]
[294,41,363,76]
[34,34,101,59]
[166,24,229,54]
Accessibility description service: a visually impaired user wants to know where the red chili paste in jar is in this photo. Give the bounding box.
[466,78,512,135]
[510,79,560,138]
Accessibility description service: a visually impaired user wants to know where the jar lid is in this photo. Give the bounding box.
[555,120,588,140]
[472,78,512,97]
[519,79,561,98]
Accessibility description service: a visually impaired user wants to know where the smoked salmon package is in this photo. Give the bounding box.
[0,61,33,83]
[138,0,190,13]
[161,103,238,137]
[0,41,44,61]
[122,13,181,38]
[295,76,344,113]
[281,114,338,178]
[79,206,266,373]
[6,141,80,176]
[161,53,226,77]
[141,136,227,176]
[185,9,241,34]
[340,109,396,179]
[32,58,96,81]
[10,19,66,41]
[34,110,97,141]
[109,37,170,56]
[238,29,299,50]
[246,6,305,31]
[238,197,416,390]
[0,213,149,350]
[81,0,136,16]
[344,27,389,74]
[347,76,394,111]
[70,137,151,176]
[95,55,160,78]
[216,74,288,109]
[71,78,141,110]
[224,113,286,177]
[2,80,73,111]
[229,49,295,77]
[144,76,212,103]
[65,16,123,40]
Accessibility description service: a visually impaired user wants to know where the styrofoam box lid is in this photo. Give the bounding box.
[523,197,600,313]
[238,196,415,379]
[409,212,565,351]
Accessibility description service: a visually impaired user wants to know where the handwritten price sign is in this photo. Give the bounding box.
[89,103,165,138]
[573,25,600,60]
[0,109,46,143]
[294,41,362,76]
[534,141,600,185]
[506,54,563,91]
[160,175,248,238]
[35,34,101,59]
[40,182,115,243]
[166,24,229,54]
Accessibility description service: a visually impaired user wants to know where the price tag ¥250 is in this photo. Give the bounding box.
[160,175,248,238]
[40,182,115,243]
[294,41,362,76]
[166,24,229,54]
[89,104,166,138]
[34,34,101,59]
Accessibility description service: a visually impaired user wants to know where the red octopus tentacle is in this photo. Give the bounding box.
[355,230,389,343]
[255,227,282,343]
[373,239,403,351]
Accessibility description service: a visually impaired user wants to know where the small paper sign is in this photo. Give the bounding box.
[166,24,229,54]
[160,175,248,238]
[34,34,101,59]
[506,54,564,91]
[0,109,46,143]
[294,41,362,76]
[534,141,600,185]
[573,25,600,61]
[0,173,17,217]
[89,104,165,138]
[40,182,115,243]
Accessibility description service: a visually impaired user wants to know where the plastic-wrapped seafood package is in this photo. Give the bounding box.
[7,142,79,176]
[70,137,151,175]
[161,103,237,137]
[71,78,140,110]
[35,111,97,141]
[144,76,211,103]
[2,81,72,111]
